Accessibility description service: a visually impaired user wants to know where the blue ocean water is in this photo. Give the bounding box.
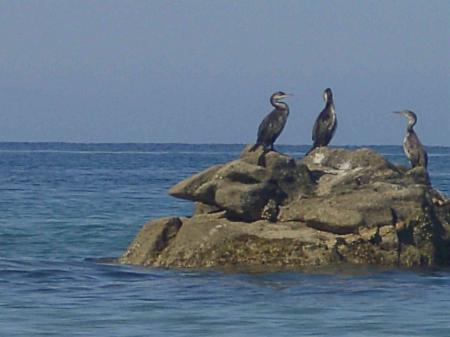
[1,143,450,337]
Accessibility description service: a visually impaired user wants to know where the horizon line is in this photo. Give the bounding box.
[0,141,448,148]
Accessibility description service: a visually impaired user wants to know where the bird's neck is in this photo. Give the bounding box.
[271,100,288,111]
[407,120,416,132]
[325,101,335,119]
[325,99,334,110]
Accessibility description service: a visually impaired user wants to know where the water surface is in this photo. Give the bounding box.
[1,143,450,336]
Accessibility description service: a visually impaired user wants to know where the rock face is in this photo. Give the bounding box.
[169,145,313,222]
[120,146,450,270]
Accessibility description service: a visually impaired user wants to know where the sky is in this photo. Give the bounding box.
[0,0,449,145]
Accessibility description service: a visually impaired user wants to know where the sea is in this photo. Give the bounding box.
[1,142,450,337]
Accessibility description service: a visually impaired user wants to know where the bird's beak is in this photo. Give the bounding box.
[392,111,402,115]
[283,93,293,99]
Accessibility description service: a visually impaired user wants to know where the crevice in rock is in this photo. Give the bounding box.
[260,199,279,222]
[397,225,414,246]
[396,240,401,266]
[390,208,398,225]
[223,213,252,223]
[153,218,183,253]
[332,238,346,262]
[426,202,450,266]
[305,220,358,235]
[223,173,261,184]
[369,227,382,245]
[308,170,327,183]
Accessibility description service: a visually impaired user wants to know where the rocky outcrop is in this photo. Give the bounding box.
[120,146,450,270]
[169,145,313,222]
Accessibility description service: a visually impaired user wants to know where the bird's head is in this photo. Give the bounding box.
[323,88,333,103]
[394,110,418,129]
[271,91,291,102]
[394,110,417,124]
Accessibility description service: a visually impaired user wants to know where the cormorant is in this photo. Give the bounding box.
[251,91,291,151]
[308,88,337,154]
[394,110,428,169]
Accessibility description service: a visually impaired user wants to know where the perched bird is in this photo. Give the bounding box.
[394,110,428,168]
[251,91,291,151]
[308,88,337,154]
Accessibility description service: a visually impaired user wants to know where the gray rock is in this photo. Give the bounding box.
[265,151,313,201]
[240,144,266,166]
[169,165,223,202]
[168,147,313,221]
[214,181,278,221]
[279,183,429,234]
[121,146,450,270]
[120,217,183,266]
[194,202,221,216]
[122,212,340,269]
[303,147,396,172]
[279,197,365,234]
[216,159,268,183]
[261,199,279,222]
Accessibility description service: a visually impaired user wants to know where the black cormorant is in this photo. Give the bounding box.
[251,91,290,151]
[308,88,337,154]
[394,110,428,168]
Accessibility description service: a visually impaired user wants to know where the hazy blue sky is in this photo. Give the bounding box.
[0,0,448,145]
